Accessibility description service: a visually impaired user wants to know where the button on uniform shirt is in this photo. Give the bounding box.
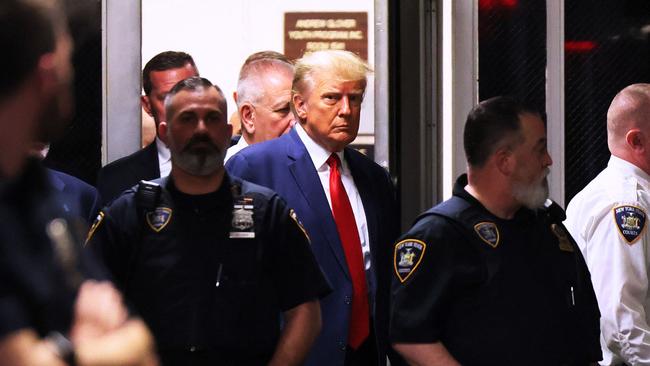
[156,136,171,177]
[295,124,371,271]
[565,155,650,365]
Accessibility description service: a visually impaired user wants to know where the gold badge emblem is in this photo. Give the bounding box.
[474,222,500,248]
[146,207,172,233]
[393,239,427,283]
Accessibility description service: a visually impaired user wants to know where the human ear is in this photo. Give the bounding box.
[293,94,308,120]
[141,95,155,117]
[626,129,643,150]
[239,104,256,135]
[494,148,515,175]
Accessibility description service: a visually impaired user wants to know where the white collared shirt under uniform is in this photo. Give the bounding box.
[565,155,650,365]
[295,124,371,271]
[224,136,249,164]
[156,136,171,177]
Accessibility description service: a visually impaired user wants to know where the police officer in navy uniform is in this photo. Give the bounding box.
[87,76,331,366]
[389,97,601,365]
[0,1,157,365]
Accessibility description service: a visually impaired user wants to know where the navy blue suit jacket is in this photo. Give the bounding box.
[47,168,102,225]
[226,128,399,365]
[96,141,160,205]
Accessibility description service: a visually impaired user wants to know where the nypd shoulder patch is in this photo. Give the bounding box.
[85,211,105,245]
[394,239,427,283]
[474,222,499,248]
[613,205,647,245]
[146,207,172,233]
[289,208,310,242]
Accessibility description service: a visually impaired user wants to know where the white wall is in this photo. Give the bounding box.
[142,0,375,135]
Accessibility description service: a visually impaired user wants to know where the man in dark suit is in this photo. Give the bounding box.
[227,50,399,366]
[96,51,198,203]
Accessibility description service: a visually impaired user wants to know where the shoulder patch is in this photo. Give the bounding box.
[146,207,172,233]
[551,223,574,252]
[84,211,105,245]
[394,239,427,283]
[474,222,500,248]
[613,205,647,244]
[289,208,310,242]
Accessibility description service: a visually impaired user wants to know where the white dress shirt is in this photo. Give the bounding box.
[156,136,171,177]
[224,136,249,163]
[565,155,650,365]
[295,124,371,270]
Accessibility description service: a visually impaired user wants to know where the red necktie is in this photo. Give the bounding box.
[326,153,369,349]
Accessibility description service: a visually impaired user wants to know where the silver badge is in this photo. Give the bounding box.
[230,199,255,239]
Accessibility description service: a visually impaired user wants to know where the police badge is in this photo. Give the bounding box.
[613,205,647,244]
[474,222,499,248]
[394,239,426,283]
[146,207,172,233]
[230,198,255,239]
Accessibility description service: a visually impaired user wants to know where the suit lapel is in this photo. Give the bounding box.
[286,129,351,279]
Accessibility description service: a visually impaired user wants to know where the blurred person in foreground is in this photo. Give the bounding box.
[0,0,156,365]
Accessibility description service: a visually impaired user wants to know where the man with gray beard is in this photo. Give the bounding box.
[87,77,331,365]
[389,96,601,365]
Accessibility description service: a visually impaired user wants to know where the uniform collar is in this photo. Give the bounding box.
[167,173,232,211]
[609,155,650,184]
[452,174,535,223]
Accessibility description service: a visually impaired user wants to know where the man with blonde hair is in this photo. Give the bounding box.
[566,83,650,364]
[225,51,295,162]
[227,50,400,365]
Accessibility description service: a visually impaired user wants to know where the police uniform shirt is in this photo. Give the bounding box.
[565,155,650,365]
[88,174,331,364]
[390,174,601,366]
[0,160,106,340]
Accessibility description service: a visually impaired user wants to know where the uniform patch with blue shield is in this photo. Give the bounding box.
[613,205,646,244]
[474,222,500,248]
[394,239,426,283]
[146,207,172,233]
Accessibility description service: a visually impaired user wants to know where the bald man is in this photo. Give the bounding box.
[565,83,650,365]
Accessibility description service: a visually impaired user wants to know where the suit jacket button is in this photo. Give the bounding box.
[344,295,352,305]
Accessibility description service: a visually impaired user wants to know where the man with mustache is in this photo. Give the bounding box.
[390,96,601,365]
[87,76,330,365]
[565,84,650,365]
[96,51,198,204]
